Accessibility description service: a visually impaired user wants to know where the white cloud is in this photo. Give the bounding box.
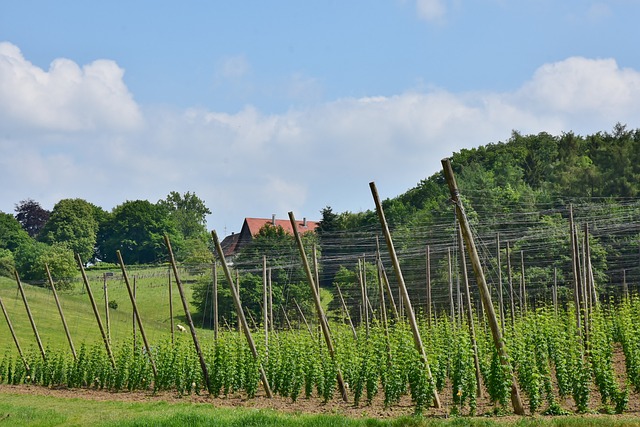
[416,0,447,22]
[0,42,142,133]
[2,47,640,233]
[215,54,250,80]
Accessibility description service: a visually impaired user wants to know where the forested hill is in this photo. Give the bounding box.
[318,124,640,309]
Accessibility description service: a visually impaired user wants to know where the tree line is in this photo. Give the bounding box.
[0,191,212,288]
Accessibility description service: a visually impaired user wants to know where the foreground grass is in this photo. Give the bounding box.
[1,392,640,427]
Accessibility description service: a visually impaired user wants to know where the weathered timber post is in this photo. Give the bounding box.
[336,284,358,340]
[442,158,525,415]
[0,296,30,372]
[370,182,441,408]
[448,247,454,322]
[211,230,273,398]
[263,256,268,349]
[164,235,213,394]
[76,254,116,368]
[213,261,219,340]
[268,268,274,332]
[379,261,399,320]
[426,245,432,327]
[294,298,314,337]
[103,273,111,344]
[45,264,77,360]
[458,224,483,397]
[569,205,583,337]
[520,251,527,316]
[132,276,137,351]
[506,242,516,327]
[14,270,46,362]
[117,250,158,379]
[169,266,175,344]
[496,234,506,333]
[289,211,349,402]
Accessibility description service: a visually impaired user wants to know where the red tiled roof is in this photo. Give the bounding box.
[245,217,318,236]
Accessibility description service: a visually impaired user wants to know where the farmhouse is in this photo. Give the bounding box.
[220,214,318,258]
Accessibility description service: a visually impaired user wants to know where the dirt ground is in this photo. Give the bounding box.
[1,346,640,422]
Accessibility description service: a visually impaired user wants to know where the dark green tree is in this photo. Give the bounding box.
[0,212,32,252]
[38,198,100,262]
[158,191,212,239]
[97,200,182,264]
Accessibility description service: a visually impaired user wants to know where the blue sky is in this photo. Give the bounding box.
[2,1,640,235]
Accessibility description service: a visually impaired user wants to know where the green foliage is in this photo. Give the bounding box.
[13,240,76,288]
[97,200,181,264]
[158,191,212,240]
[38,198,100,262]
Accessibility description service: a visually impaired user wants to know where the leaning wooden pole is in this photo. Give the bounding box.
[76,254,116,369]
[45,264,77,361]
[0,296,30,372]
[14,270,46,362]
[288,211,349,402]
[370,182,442,408]
[117,250,158,379]
[496,234,506,333]
[336,284,358,340]
[211,230,273,398]
[441,159,525,415]
[164,235,213,394]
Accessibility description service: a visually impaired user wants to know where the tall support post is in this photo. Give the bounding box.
[76,254,116,368]
[169,266,174,344]
[288,212,349,402]
[506,242,516,326]
[426,245,432,327]
[553,268,558,314]
[0,296,30,372]
[458,224,483,397]
[448,247,454,322]
[14,270,46,362]
[117,251,158,379]
[370,182,442,408]
[213,261,218,340]
[569,205,583,336]
[294,298,314,337]
[164,235,213,394]
[268,268,274,331]
[520,251,527,316]
[496,234,506,333]
[211,230,273,398]
[263,256,268,349]
[442,159,525,415]
[132,276,137,351]
[103,273,111,344]
[45,264,77,360]
[336,284,358,340]
[379,261,399,320]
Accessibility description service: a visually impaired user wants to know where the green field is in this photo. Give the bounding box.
[0,267,205,354]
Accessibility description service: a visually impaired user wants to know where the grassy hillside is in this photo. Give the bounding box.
[0,267,214,357]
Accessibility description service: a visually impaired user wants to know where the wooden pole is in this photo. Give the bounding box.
[294,298,314,337]
[426,245,432,327]
[336,284,358,340]
[14,270,46,362]
[379,261,399,320]
[263,256,268,349]
[213,261,218,340]
[117,251,158,379]
[164,235,212,394]
[268,268,274,332]
[169,266,175,344]
[553,267,558,314]
[448,247,454,322]
[76,254,116,368]
[520,251,527,316]
[506,242,516,326]
[458,224,483,397]
[211,230,273,398]
[569,206,583,336]
[103,273,111,344]
[132,276,137,351]
[45,264,76,360]
[288,211,349,402]
[442,158,524,415]
[496,234,506,333]
[0,296,30,372]
[370,182,441,408]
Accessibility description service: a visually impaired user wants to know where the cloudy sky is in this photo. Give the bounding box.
[2,1,640,235]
